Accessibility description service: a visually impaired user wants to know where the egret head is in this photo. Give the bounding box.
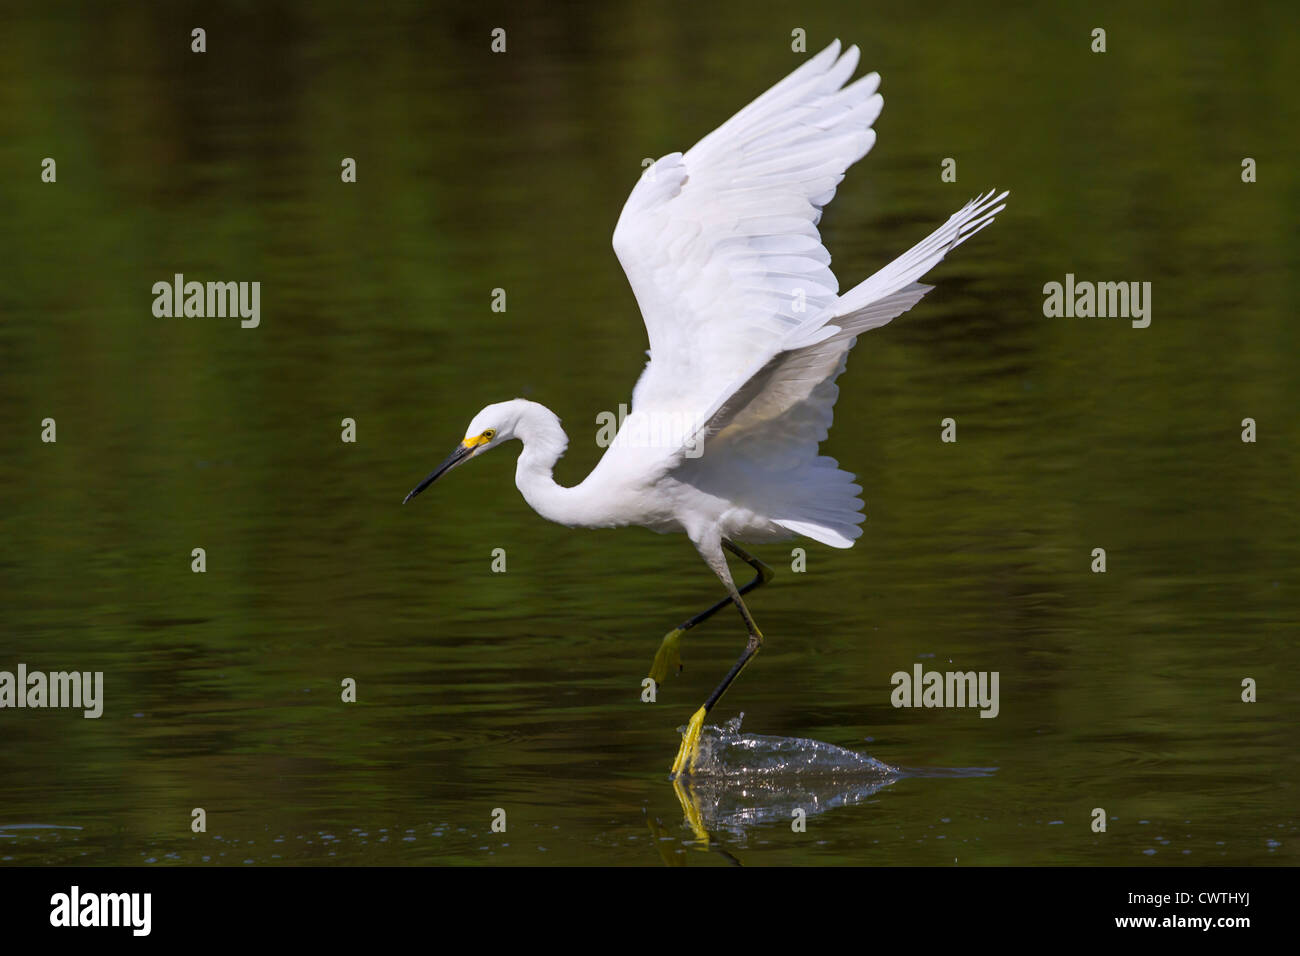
[402,400,524,503]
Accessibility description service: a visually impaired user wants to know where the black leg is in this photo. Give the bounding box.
[669,541,769,776]
[648,539,773,682]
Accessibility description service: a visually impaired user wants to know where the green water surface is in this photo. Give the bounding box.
[0,0,1296,865]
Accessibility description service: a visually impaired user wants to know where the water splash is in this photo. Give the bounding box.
[684,713,900,779]
[672,714,902,839]
[0,823,83,839]
[0,823,83,831]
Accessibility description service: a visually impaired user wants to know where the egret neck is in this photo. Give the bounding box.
[511,402,590,527]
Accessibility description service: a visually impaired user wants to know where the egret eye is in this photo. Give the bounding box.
[483,429,496,440]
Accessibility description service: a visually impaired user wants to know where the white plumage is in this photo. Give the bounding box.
[409,35,1006,567]
[604,39,1006,551]
[405,40,1006,770]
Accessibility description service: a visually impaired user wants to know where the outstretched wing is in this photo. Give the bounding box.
[612,39,881,451]
[677,191,1007,548]
[701,190,1009,447]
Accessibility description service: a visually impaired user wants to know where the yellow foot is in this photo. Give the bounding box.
[648,627,685,684]
[669,706,708,777]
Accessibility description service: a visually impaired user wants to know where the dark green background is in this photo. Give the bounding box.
[1,0,1296,865]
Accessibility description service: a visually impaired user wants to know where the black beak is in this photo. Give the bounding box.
[404,442,476,503]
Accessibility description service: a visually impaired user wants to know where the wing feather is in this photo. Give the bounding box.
[609,40,1007,512]
[612,40,882,446]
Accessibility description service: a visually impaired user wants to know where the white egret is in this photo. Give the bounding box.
[404,40,1007,776]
